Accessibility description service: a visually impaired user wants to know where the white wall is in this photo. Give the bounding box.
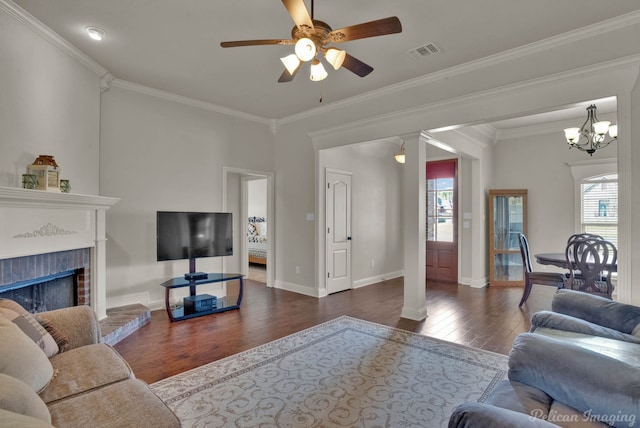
[273,122,317,291]
[248,179,267,218]
[490,130,615,269]
[320,140,404,288]
[0,5,100,194]
[99,86,274,308]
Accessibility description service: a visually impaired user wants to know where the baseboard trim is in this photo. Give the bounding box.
[274,280,322,297]
[353,270,404,289]
[460,276,489,288]
[401,305,428,321]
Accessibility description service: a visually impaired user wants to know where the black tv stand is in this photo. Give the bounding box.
[160,273,244,322]
[184,271,208,280]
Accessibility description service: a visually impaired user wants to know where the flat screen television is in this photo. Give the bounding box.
[157,211,233,279]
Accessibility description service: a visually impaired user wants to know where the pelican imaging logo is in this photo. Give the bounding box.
[530,409,636,426]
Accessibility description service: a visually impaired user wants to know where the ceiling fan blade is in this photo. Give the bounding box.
[329,17,402,43]
[341,53,374,77]
[281,0,314,30]
[220,39,294,48]
[278,64,301,83]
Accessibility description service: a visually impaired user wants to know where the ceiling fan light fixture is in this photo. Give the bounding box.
[295,38,316,62]
[324,48,346,70]
[309,59,328,81]
[280,54,301,75]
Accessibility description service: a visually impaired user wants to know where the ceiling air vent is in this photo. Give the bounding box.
[407,42,442,60]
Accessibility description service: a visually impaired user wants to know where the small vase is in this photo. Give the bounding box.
[60,179,71,193]
[22,174,38,190]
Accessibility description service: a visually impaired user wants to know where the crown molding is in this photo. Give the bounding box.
[0,0,109,78]
[494,112,618,141]
[4,0,639,129]
[280,10,640,126]
[109,79,271,125]
[465,124,497,145]
[307,53,640,140]
[565,157,617,168]
[1,0,269,126]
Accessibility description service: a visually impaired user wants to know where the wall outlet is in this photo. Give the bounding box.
[295,266,301,274]
[370,260,375,268]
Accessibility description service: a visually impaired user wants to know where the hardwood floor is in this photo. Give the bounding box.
[248,263,267,282]
[115,278,556,384]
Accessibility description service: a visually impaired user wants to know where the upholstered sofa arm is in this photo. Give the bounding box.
[448,402,560,427]
[551,289,640,335]
[530,311,640,344]
[38,305,101,350]
[509,333,640,428]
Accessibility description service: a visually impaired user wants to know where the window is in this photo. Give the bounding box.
[580,174,617,246]
[426,161,456,242]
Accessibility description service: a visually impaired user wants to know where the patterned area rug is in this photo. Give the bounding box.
[150,316,508,427]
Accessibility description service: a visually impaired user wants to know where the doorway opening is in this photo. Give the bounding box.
[223,167,274,288]
[247,178,268,283]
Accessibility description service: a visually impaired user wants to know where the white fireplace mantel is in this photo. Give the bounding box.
[0,187,119,319]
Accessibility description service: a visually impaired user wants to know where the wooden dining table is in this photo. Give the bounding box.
[535,252,617,272]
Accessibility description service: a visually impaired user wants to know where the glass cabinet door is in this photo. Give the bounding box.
[489,189,527,286]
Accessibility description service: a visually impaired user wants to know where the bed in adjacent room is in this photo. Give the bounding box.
[248,217,267,265]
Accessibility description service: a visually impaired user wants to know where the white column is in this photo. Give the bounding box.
[621,78,640,305]
[401,132,427,320]
[470,158,488,287]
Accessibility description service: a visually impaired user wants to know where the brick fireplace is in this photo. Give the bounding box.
[0,187,119,319]
[0,248,91,312]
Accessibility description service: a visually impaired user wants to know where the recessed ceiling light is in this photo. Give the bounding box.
[85,26,105,41]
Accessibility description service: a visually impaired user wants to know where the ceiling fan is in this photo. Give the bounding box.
[220,0,402,83]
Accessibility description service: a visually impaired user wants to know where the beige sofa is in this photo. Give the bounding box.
[0,299,180,427]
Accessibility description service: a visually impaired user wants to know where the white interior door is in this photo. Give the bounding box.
[326,169,352,294]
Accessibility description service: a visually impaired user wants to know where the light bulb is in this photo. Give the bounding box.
[309,59,328,81]
[609,124,618,138]
[564,128,580,143]
[324,48,346,70]
[280,54,301,75]
[295,38,316,62]
[593,121,611,136]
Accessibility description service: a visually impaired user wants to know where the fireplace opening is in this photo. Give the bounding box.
[0,248,91,313]
[0,270,77,313]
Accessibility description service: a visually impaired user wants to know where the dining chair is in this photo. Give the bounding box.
[566,233,604,245]
[565,238,617,299]
[517,233,566,307]
[564,233,605,279]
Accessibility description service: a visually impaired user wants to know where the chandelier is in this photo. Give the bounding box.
[563,104,617,156]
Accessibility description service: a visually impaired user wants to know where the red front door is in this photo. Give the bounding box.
[426,160,458,283]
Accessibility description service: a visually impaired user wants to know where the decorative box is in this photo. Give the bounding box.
[184,294,217,313]
[27,155,60,192]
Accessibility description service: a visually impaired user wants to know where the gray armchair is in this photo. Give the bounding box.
[449,333,640,428]
[530,289,640,344]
